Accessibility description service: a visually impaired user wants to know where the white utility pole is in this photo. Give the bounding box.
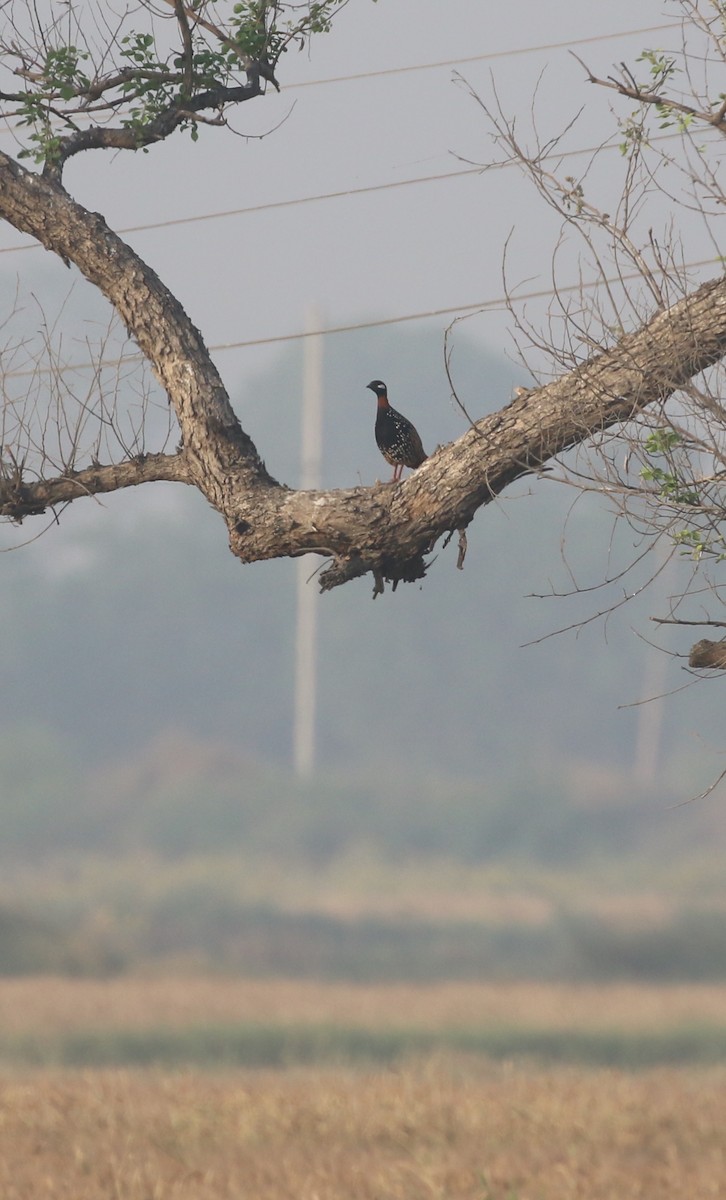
[293,307,323,777]
[633,547,672,790]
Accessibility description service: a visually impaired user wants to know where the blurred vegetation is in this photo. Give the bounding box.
[16,892,726,984]
[0,724,715,867]
[0,726,724,982]
[5,1020,726,1070]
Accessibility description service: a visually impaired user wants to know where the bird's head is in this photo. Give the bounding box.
[366,380,387,397]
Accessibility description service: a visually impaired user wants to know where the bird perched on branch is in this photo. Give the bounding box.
[366,380,427,482]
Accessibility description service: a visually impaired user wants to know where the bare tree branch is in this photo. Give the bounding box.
[0,451,191,519]
[572,52,726,135]
[652,617,726,628]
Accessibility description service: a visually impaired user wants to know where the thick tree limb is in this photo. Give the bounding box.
[0,152,272,506]
[689,640,726,669]
[2,150,726,593]
[0,452,191,519]
[228,271,726,589]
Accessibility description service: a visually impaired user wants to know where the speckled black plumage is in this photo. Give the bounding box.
[366,380,426,481]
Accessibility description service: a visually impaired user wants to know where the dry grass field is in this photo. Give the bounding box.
[0,979,724,1196]
[0,1062,724,1199]
[0,979,720,1195]
[2,975,726,1035]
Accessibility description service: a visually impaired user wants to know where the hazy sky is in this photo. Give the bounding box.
[0,1,688,402]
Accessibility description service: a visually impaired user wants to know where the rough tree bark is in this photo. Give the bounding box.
[1,147,726,596]
[689,640,726,670]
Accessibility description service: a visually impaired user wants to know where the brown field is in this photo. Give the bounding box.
[0,975,726,1035]
[0,979,725,1197]
[0,1062,724,1199]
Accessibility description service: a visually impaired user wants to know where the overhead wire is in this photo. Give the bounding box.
[283,22,681,90]
[0,21,683,253]
[0,129,686,253]
[208,256,722,350]
[1,255,720,379]
[0,17,701,378]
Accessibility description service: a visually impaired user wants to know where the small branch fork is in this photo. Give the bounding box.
[571,51,726,135]
[160,0,281,89]
[40,79,263,179]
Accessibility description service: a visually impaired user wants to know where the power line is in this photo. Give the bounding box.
[0,130,685,254]
[0,22,684,255]
[284,23,681,89]
[2,255,719,379]
[208,256,722,350]
[0,164,481,252]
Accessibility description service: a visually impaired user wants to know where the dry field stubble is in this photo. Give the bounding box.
[0,1062,724,1200]
[0,980,724,1197]
[2,976,726,1034]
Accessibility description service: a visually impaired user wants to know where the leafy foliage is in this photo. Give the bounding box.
[636,426,726,563]
[640,431,700,509]
[0,1,357,166]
